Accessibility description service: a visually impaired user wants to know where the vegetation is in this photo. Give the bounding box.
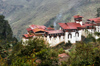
[9,38,59,66]
[0,15,17,45]
[67,42,100,66]
[0,33,98,66]
[0,15,17,60]
[1,6,100,66]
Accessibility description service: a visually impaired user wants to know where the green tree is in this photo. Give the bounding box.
[10,38,59,66]
[67,42,100,66]
[0,15,18,47]
[0,15,17,47]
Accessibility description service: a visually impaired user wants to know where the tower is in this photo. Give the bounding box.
[73,15,83,25]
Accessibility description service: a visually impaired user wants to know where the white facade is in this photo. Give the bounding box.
[22,21,83,47]
[46,35,64,47]
[22,15,100,47]
[76,21,82,26]
[65,32,68,43]
[81,26,100,40]
[69,32,76,43]
[45,30,82,46]
[76,30,82,41]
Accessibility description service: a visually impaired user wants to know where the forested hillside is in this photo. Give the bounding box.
[0,15,17,46]
[0,0,100,39]
[0,15,17,60]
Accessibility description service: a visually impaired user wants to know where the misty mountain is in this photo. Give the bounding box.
[0,0,100,40]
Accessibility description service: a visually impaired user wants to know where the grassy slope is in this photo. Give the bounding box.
[45,2,100,28]
[6,0,80,40]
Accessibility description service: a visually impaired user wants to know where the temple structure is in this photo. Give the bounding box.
[22,15,100,46]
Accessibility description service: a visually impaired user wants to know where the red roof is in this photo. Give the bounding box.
[46,30,63,34]
[32,28,45,33]
[23,34,34,38]
[58,22,81,30]
[29,25,37,29]
[58,23,69,29]
[29,24,46,30]
[36,25,46,30]
[67,22,81,29]
[95,21,100,23]
[27,28,32,32]
[73,15,83,18]
[82,23,96,28]
[88,17,100,23]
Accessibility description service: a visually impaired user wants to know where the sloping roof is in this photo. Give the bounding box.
[73,15,83,18]
[32,28,45,33]
[67,22,81,29]
[58,23,69,29]
[58,22,81,30]
[95,21,100,23]
[82,23,96,28]
[29,25,37,29]
[46,30,63,34]
[23,34,34,38]
[88,17,100,23]
[36,25,46,30]
[27,28,32,32]
[29,24,46,30]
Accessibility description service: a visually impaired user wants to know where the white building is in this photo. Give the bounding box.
[22,15,100,47]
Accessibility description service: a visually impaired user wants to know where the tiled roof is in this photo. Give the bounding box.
[46,30,63,34]
[23,34,34,38]
[82,23,96,28]
[27,28,32,32]
[29,24,46,30]
[67,22,81,29]
[36,25,46,30]
[29,25,37,29]
[58,23,69,29]
[95,21,100,23]
[32,28,45,33]
[58,22,81,30]
[88,17,100,23]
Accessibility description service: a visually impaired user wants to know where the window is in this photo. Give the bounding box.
[75,32,79,37]
[68,33,72,39]
[87,26,89,29]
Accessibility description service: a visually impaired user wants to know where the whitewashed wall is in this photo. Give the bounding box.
[65,32,68,43]
[65,32,77,43]
[87,29,95,34]
[76,21,82,26]
[46,35,64,47]
[76,30,82,41]
[69,32,76,43]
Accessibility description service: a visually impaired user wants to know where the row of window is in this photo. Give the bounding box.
[45,32,79,39]
[68,32,79,39]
